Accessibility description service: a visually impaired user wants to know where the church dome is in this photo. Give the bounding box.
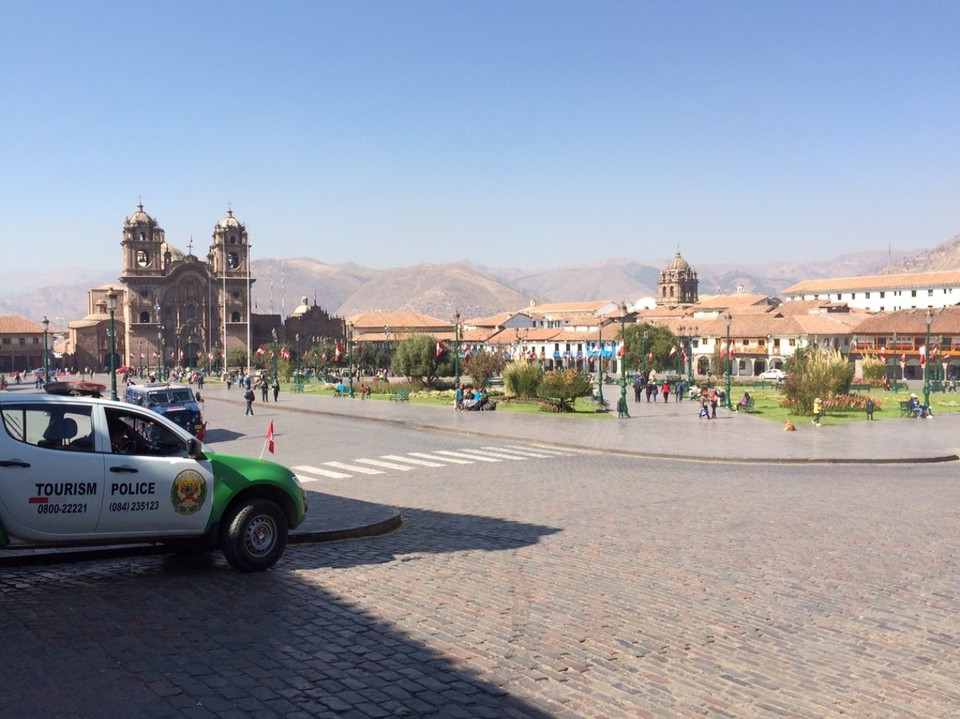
[665,251,691,273]
[125,202,155,227]
[291,296,311,317]
[160,241,185,262]
[217,208,242,230]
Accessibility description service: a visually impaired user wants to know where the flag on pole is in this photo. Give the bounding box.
[255,345,265,356]
[668,345,676,357]
[260,421,275,459]
[435,341,444,357]
[919,345,927,366]
[617,341,625,357]
[334,343,342,362]
[930,344,937,361]
[280,347,290,359]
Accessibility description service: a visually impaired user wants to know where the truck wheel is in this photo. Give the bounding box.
[221,499,288,571]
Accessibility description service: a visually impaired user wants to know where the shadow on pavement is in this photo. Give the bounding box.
[0,509,563,717]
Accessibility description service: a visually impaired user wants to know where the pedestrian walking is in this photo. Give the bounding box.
[260,377,268,402]
[812,397,822,425]
[633,374,642,403]
[661,380,669,403]
[244,387,255,415]
[455,383,464,410]
[864,397,875,420]
[709,388,719,418]
[272,377,280,401]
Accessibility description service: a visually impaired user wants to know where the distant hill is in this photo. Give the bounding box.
[5,238,958,326]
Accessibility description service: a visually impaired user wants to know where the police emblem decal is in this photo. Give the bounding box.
[171,470,207,515]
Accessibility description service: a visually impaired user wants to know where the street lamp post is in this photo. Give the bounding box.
[42,316,50,385]
[618,302,629,418]
[106,289,118,400]
[155,301,163,380]
[453,311,461,394]
[596,319,604,405]
[271,328,279,384]
[293,333,303,392]
[676,324,685,379]
[924,309,932,408]
[724,313,733,409]
[687,325,697,382]
[347,322,355,398]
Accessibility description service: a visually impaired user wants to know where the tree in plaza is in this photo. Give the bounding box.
[391,333,445,385]
[226,348,247,371]
[781,346,854,415]
[538,367,594,412]
[464,350,505,390]
[622,322,677,374]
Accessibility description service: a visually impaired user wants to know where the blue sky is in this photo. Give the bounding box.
[1,1,958,275]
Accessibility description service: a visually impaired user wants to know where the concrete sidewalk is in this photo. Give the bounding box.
[258,386,960,465]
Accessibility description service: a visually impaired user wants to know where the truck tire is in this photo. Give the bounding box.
[221,499,288,571]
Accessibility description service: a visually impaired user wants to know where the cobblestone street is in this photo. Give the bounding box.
[3,449,959,718]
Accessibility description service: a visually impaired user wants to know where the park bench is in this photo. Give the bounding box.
[389,388,410,402]
[898,400,914,417]
[735,396,756,413]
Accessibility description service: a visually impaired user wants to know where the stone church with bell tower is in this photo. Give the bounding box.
[73,203,255,374]
[119,202,253,373]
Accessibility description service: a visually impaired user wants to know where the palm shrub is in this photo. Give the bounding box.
[781,347,855,415]
[503,360,543,398]
[861,356,886,384]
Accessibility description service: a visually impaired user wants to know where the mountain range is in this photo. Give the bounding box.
[4,235,959,327]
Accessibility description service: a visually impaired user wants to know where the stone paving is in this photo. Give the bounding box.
[2,383,960,717]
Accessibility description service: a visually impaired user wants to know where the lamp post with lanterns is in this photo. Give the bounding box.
[348,322,355,398]
[618,302,629,418]
[106,288,119,400]
[42,316,50,385]
[155,301,163,380]
[724,313,733,409]
[924,309,933,408]
[453,311,461,394]
[596,319,605,405]
[293,333,304,392]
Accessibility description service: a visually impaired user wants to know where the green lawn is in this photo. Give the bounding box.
[263,379,960,423]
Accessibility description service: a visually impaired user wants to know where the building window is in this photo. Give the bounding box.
[880,291,885,298]
[911,290,917,297]
[136,250,150,267]
[227,252,239,269]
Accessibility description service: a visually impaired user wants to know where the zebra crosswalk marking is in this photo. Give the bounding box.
[434,449,501,463]
[294,465,352,479]
[381,454,445,468]
[504,445,574,456]
[355,458,416,471]
[457,448,526,461]
[323,461,386,475]
[409,452,474,465]
[483,446,552,458]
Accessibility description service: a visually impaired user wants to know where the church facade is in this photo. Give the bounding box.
[69,203,345,375]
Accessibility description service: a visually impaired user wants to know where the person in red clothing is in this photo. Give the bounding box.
[660,380,669,402]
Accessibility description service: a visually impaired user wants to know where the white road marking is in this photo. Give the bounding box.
[434,450,501,462]
[408,452,474,465]
[293,465,352,479]
[381,454,445,467]
[355,458,416,471]
[324,461,385,475]
[484,446,552,458]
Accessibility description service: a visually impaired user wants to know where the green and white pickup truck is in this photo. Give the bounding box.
[0,393,307,571]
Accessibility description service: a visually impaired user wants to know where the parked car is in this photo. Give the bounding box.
[758,368,787,381]
[0,393,307,571]
[124,382,206,439]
